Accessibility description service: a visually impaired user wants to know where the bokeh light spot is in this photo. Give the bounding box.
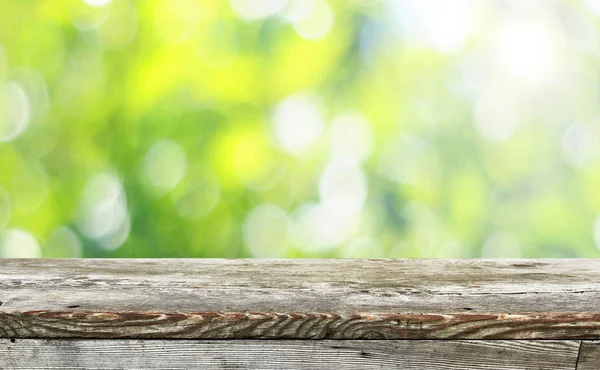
[0,82,30,142]
[495,17,560,85]
[230,0,288,21]
[71,1,111,30]
[143,139,187,193]
[329,112,373,165]
[97,215,131,251]
[153,0,199,43]
[45,227,83,258]
[84,0,112,7]
[284,0,334,40]
[583,0,600,18]
[474,90,518,142]
[243,204,289,257]
[481,231,522,258]
[0,228,42,258]
[99,0,138,50]
[389,0,481,53]
[272,93,323,155]
[319,161,367,215]
[561,124,596,167]
[290,202,361,252]
[77,172,129,250]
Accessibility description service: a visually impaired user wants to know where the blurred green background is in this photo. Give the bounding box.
[0,0,599,258]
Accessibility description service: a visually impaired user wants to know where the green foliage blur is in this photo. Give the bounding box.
[0,0,599,258]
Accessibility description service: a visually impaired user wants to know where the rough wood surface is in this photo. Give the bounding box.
[1,259,600,339]
[576,341,600,370]
[0,339,582,370]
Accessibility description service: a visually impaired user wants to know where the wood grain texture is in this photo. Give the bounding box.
[1,259,600,339]
[576,341,600,370]
[0,339,582,370]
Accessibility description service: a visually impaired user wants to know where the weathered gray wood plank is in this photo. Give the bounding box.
[576,341,600,370]
[1,259,600,339]
[0,339,582,370]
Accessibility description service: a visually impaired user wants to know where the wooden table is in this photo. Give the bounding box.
[1,259,599,369]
